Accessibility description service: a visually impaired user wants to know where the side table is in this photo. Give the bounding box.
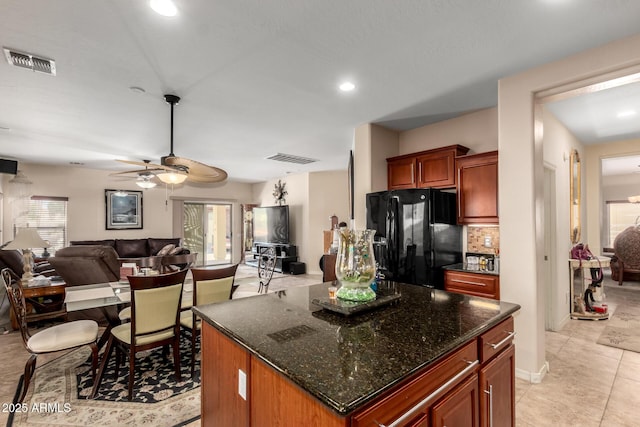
[10,280,67,329]
[569,257,610,320]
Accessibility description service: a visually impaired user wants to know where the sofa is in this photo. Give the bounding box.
[0,249,57,282]
[69,237,186,260]
[47,245,121,286]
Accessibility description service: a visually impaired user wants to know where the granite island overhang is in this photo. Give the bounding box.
[193,281,520,424]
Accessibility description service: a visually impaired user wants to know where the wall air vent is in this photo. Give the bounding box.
[266,153,317,165]
[3,48,56,76]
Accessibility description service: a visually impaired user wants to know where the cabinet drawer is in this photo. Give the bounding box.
[479,317,515,363]
[351,340,478,427]
[444,271,499,300]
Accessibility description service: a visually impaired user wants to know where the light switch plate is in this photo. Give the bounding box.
[238,369,246,400]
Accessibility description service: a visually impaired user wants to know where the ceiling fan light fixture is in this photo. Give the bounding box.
[136,177,157,189]
[157,171,187,184]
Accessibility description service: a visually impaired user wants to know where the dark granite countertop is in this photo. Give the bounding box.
[193,281,519,416]
[444,262,500,276]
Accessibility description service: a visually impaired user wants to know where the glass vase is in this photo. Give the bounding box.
[335,229,377,302]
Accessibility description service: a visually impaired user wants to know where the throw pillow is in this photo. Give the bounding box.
[169,246,184,255]
[157,244,175,257]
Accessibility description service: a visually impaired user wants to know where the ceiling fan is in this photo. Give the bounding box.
[116,94,228,184]
[110,160,162,189]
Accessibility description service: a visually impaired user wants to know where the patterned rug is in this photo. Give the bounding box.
[596,284,640,353]
[10,333,201,426]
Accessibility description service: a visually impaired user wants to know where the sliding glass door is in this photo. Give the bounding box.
[183,202,232,265]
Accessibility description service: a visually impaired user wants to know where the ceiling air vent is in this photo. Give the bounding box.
[266,153,317,165]
[3,48,56,76]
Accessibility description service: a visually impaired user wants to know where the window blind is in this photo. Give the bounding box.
[14,196,68,254]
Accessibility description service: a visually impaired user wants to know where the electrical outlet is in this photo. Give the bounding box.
[484,236,492,247]
[238,369,246,400]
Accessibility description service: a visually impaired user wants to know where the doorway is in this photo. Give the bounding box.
[183,202,232,266]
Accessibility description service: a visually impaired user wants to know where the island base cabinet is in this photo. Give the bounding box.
[201,324,251,426]
[431,374,479,427]
[479,344,516,427]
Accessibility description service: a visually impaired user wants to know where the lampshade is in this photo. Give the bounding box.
[4,228,50,250]
[157,171,187,184]
[136,176,157,189]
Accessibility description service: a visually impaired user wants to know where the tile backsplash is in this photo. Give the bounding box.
[467,226,500,254]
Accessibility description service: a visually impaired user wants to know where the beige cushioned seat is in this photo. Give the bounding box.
[180,276,234,330]
[27,320,98,353]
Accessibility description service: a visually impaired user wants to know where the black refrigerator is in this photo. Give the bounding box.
[366,188,462,288]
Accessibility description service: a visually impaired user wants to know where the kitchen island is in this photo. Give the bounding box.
[193,281,520,426]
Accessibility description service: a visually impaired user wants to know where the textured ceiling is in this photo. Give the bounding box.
[1,0,640,183]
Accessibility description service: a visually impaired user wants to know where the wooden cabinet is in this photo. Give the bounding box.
[432,374,479,427]
[388,156,418,189]
[478,317,516,427]
[200,315,515,427]
[479,345,516,427]
[456,151,498,224]
[445,270,500,300]
[351,341,478,427]
[387,145,470,190]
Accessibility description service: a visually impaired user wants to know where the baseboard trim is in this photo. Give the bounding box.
[515,361,549,384]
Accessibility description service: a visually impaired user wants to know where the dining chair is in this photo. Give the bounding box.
[257,246,277,293]
[91,269,188,400]
[180,264,238,376]
[1,268,99,403]
[117,253,196,322]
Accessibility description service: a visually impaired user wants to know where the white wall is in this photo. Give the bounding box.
[399,108,498,155]
[498,33,640,382]
[1,163,254,263]
[541,107,584,331]
[252,171,349,274]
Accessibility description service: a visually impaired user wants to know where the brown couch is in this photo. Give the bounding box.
[47,245,121,286]
[0,249,56,281]
[69,237,184,259]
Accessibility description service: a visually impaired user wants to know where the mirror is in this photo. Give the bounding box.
[570,149,581,243]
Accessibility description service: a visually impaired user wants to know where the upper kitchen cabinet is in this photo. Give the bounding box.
[456,151,498,224]
[387,145,470,190]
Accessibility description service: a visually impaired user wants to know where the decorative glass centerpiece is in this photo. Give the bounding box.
[335,229,377,302]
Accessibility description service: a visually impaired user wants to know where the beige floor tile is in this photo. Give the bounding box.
[515,377,532,403]
[545,330,570,359]
[516,390,601,427]
[617,351,640,382]
[601,376,640,426]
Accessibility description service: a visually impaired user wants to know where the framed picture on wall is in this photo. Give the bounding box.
[105,189,143,230]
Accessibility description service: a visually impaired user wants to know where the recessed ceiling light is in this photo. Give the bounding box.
[150,0,177,17]
[339,81,356,92]
[617,110,637,119]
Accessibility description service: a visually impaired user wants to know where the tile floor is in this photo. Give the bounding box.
[1,269,639,426]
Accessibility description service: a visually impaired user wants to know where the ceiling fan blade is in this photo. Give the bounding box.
[164,156,228,183]
[110,169,157,176]
[116,159,174,172]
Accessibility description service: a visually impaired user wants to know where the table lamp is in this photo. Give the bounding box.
[3,228,50,282]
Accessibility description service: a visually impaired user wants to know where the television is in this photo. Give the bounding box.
[252,205,290,244]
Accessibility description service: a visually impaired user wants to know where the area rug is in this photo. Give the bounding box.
[10,334,201,426]
[596,300,640,353]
